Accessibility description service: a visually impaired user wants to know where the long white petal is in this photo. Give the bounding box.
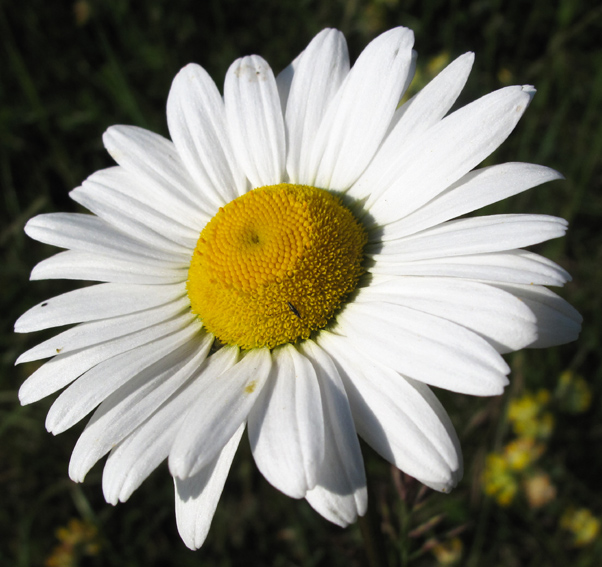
[370,214,568,260]
[101,346,239,503]
[275,51,303,113]
[81,166,209,232]
[46,315,201,434]
[17,296,191,363]
[68,333,213,482]
[70,184,197,253]
[25,213,189,265]
[103,125,212,215]
[285,29,349,184]
[14,282,186,333]
[167,63,247,204]
[248,345,325,499]
[308,27,415,190]
[335,302,509,395]
[391,52,473,134]
[381,163,564,240]
[367,85,536,223]
[399,49,418,105]
[369,249,571,287]
[19,312,197,405]
[175,423,244,550]
[30,250,188,284]
[169,348,272,479]
[491,284,582,347]
[300,341,367,526]
[320,332,462,492]
[355,277,538,353]
[348,52,475,202]
[225,55,286,187]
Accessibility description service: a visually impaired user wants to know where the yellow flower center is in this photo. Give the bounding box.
[187,183,367,350]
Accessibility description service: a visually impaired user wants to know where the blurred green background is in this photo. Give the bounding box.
[1,0,601,565]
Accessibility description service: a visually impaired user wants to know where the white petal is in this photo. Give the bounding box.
[25,213,188,265]
[399,49,418,104]
[68,333,213,482]
[370,214,568,260]
[15,282,185,333]
[355,277,538,353]
[308,27,415,190]
[175,423,244,550]
[30,250,188,284]
[102,346,239,503]
[335,302,509,395]
[103,412,184,504]
[19,312,197,405]
[167,63,247,204]
[81,166,209,233]
[17,295,190,363]
[70,183,197,253]
[224,55,286,187]
[169,348,272,479]
[491,284,582,348]
[275,50,303,113]
[369,249,571,287]
[248,345,325,499]
[285,29,349,184]
[348,52,474,202]
[381,163,564,240]
[319,332,462,492]
[46,314,200,434]
[103,125,213,215]
[367,85,536,223]
[300,341,366,526]
[392,51,473,135]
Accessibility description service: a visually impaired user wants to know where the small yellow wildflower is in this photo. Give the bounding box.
[497,68,514,85]
[560,507,600,547]
[482,453,519,506]
[503,437,545,471]
[45,518,101,567]
[508,389,554,439]
[483,436,546,507]
[556,371,592,414]
[431,537,463,565]
[522,472,557,509]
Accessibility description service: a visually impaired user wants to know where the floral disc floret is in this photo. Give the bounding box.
[187,183,367,349]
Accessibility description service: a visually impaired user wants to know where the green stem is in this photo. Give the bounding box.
[358,509,389,567]
[398,497,411,567]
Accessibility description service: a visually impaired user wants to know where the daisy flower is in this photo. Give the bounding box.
[16,27,581,549]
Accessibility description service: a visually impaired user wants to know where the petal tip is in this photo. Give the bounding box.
[168,455,191,480]
[521,85,536,99]
[17,386,33,405]
[14,351,28,365]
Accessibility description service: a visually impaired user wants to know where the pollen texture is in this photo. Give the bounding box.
[187,183,367,350]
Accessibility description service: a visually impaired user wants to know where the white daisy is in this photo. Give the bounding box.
[16,27,581,549]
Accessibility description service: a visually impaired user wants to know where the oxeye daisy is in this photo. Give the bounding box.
[15,27,581,549]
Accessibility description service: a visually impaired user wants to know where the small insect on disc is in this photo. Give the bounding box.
[287,302,301,319]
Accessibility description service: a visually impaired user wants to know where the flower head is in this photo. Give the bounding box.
[523,472,557,509]
[431,537,464,565]
[45,518,101,567]
[556,370,592,414]
[508,389,555,439]
[16,27,581,549]
[560,507,601,547]
[482,453,520,506]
